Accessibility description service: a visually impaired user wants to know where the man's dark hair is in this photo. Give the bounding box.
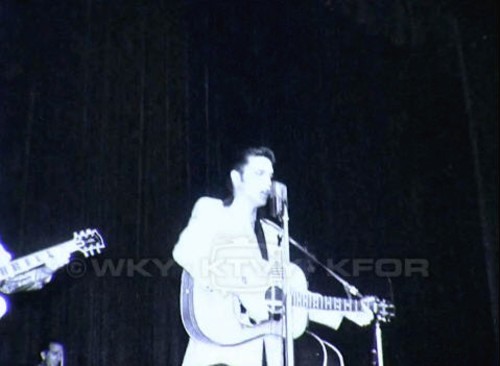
[223,146,276,206]
[231,146,276,174]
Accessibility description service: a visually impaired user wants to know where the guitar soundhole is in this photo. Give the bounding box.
[265,286,283,315]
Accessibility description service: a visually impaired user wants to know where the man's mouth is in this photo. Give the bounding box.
[260,191,270,199]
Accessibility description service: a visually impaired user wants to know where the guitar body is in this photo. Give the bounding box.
[0,295,7,319]
[180,263,309,346]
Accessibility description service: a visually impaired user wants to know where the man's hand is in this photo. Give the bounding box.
[344,296,376,327]
[238,293,270,324]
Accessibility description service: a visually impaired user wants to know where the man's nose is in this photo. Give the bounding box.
[264,177,272,191]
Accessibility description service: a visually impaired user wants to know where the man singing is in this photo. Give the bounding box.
[173,146,373,366]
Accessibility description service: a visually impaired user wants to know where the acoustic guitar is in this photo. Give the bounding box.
[180,262,394,346]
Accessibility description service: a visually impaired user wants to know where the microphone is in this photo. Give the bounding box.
[270,181,287,219]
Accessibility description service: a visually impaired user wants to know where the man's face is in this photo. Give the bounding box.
[233,155,274,208]
[45,343,63,366]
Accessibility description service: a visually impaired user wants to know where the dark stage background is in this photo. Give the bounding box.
[0,0,497,365]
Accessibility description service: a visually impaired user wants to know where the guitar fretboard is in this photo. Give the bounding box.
[0,240,74,281]
[292,292,363,312]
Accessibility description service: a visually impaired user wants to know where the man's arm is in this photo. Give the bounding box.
[173,198,272,322]
[0,253,70,295]
[308,293,375,330]
[172,197,223,288]
[343,296,375,326]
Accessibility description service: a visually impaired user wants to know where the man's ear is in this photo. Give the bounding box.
[230,170,241,188]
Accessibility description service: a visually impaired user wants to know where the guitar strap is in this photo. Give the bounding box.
[254,218,268,260]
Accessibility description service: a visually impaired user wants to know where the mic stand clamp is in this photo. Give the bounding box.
[371,319,384,366]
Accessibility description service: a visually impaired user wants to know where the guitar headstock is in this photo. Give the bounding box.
[73,229,106,258]
[362,296,396,323]
[371,297,396,323]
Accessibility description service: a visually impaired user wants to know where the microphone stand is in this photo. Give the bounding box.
[372,319,384,366]
[262,219,363,299]
[286,236,363,299]
[281,202,295,366]
[289,234,389,366]
[268,181,392,366]
[271,181,294,366]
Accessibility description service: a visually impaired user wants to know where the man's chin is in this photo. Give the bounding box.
[256,197,269,208]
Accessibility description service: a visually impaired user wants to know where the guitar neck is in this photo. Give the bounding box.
[292,292,363,313]
[0,240,75,281]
